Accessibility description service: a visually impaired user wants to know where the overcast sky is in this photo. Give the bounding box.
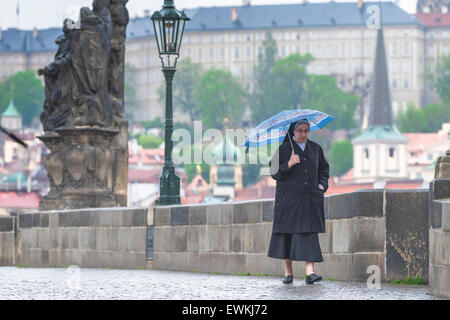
[0,0,418,30]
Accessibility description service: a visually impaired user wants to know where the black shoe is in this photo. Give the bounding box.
[305,273,322,285]
[282,275,293,284]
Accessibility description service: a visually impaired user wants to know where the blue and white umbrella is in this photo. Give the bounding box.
[242,109,335,153]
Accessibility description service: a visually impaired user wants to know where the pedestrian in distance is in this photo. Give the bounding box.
[268,119,329,285]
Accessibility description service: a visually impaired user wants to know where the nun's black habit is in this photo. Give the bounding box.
[267,122,329,262]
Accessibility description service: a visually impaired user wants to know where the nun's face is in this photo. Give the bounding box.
[294,124,310,143]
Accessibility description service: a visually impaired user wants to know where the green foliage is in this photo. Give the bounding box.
[434,55,450,104]
[139,117,164,129]
[158,58,204,120]
[0,70,44,126]
[391,277,425,285]
[250,32,313,124]
[137,134,164,149]
[396,102,450,133]
[185,163,210,185]
[330,139,353,177]
[195,69,246,130]
[306,75,359,131]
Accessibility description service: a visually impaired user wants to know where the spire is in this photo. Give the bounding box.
[2,99,21,118]
[368,25,394,127]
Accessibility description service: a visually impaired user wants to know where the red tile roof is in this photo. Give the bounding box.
[0,191,40,209]
[416,12,450,27]
[128,169,161,183]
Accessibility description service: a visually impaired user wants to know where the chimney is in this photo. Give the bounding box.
[144,9,151,17]
[357,0,363,10]
[231,8,238,22]
[32,27,37,39]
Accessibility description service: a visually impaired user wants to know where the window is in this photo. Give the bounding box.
[404,43,409,55]
[354,44,360,57]
[327,62,334,74]
[198,49,202,60]
[316,45,322,57]
[393,79,397,88]
[340,43,346,56]
[389,148,395,158]
[428,154,433,161]
[392,60,399,73]
[364,149,369,159]
[235,47,239,59]
[247,47,251,58]
[327,45,333,57]
[210,35,214,44]
[340,62,347,73]
[221,48,225,59]
[316,63,323,74]
[391,42,398,56]
[404,78,409,89]
[401,60,410,73]
[281,46,286,57]
[210,48,214,60]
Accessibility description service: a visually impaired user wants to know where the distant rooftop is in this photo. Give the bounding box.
[0,1,421,54]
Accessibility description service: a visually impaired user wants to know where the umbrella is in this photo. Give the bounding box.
[242,109,335,153]
[0,126,28,148]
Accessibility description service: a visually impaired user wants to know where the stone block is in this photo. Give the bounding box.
[332,219,349,253]
[154,207,170,226]
[89,210,101,227]
[385,190,429,282]
[0,233,14,266]
[170,207,189,226]
[132,209,147,226]
[187,225,206,252]
[442,201,450,232]
[429,264,450,299]
[121,210,134,227]
[19,213,32,229]
[49,213,58,229]
[106,228,120,251]
[0,217,14,232]
[230,224,246,253]
[313,253,354,281]
[68,228,80,249]
[147,207,154,226]
[327,193,354,219]
[353,189,384,217]
[32,213,40,228]
[431,200,443,229]
[352,252,386,282]
[205,225,230,252]
[349,217,385,253]
[79,211,90,227]
[206,204,233,225]
[233,201,262,224]
[39,214,49,228]
[167,226,188,252]
[248,253,283,276]
[262,201,274,222]
[247,224,269,253]
[189,205,207,225]
[37,228,51,250]
[185,252,211,273]
[79,228,89,250]
[153,227,166,253]
[224,253,248,274]
[318,221,333,254]
[153,252,187,271]
[99,211,114,227]
[48,249,64,267]
[429,229,450,267]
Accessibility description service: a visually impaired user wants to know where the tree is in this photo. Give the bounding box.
[158,57,203,121]
[195,69,246,130]
[124,63,138,121]
[330,139,353,177]
[396,102,450,133]
[270,53,313,110]
[0,70,44,126]
[306,75,359,131]
[137,134,164,149]
[434,54,450,104]
[250,31,279,124]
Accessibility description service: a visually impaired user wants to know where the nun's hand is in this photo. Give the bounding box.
[288,150,300,169]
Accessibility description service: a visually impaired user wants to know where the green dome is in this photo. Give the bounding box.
[217,165,235,186]
[352,125,408,143]
[2,99,21,118]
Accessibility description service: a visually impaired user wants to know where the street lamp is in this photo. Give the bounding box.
[152,0,190,205]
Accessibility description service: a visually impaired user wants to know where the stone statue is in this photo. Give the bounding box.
[37,0,129,210]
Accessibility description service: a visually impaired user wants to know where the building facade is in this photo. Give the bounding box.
[0,1,449,124]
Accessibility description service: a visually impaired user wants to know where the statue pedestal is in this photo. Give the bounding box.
[38,127,120,210]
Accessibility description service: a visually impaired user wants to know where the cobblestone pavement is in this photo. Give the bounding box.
[0,267,446,300]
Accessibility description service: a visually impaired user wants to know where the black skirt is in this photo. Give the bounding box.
[267,232,323,262]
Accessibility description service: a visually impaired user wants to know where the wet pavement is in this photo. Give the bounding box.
[0,266,445,300]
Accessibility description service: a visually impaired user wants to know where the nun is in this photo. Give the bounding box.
[268,119,329,285]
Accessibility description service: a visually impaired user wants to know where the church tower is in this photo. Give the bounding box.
[352,24,409,184]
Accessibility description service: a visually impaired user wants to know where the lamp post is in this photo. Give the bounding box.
[151,0,190,205]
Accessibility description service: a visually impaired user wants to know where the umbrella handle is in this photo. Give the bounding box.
[284,125,295,154]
